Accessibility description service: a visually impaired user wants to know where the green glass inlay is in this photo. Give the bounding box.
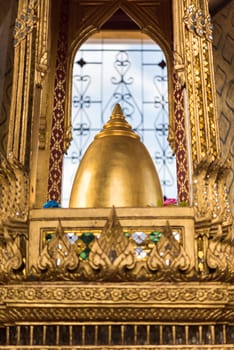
[45,233,53,242]
[80,247,91,260]
[80,232,95,244]
[149,231,162,243]
[124,232,130,238]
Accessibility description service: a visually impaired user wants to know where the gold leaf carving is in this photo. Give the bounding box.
[0,228,23,278]
[207,239,234,281]
[36,0,50,81]
[193,157,233,228]
[89,207,136,274]
[0,153,29,228]
[1,284,229,304]
[147,222,191,279]
[37,221,79,273]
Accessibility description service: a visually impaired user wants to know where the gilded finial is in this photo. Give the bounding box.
[110,103,125,120]
[95,103,139,140]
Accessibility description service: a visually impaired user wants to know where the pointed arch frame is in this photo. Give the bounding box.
[64,1,174,153]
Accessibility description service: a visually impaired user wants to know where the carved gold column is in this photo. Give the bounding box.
[175,0,233,278]
[7,0,37,165]
[0,0,41,281]
[30,0,51,207]
[183,0,220,164]
[0,0,38,228]
[175,0,232,224]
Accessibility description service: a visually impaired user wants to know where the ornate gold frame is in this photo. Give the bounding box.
[0,0,233,348]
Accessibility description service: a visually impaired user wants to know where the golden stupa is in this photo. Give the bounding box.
[69,104,163,208]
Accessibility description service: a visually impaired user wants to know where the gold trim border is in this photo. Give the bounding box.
[0,283,233,323]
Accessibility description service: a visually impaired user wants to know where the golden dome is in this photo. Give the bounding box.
[69,104,163,208]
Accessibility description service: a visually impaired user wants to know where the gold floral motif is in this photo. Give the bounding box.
[184,5,213,41]
[0,284,229,303]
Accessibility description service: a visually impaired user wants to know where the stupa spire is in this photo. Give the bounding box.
[69,104,163,208]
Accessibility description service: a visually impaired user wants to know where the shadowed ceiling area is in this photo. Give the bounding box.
[100,0,232,31]
[209,0,233,14]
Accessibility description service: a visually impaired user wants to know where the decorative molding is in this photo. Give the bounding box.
[0,153,29,228]
[173,72,190,203]
[3,306,234,323]
[0,347,230,350]
[47,1,69,202]
[1,284,228,304]
[0,283,233,323]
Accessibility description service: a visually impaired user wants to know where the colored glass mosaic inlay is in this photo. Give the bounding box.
[43,227,182,261]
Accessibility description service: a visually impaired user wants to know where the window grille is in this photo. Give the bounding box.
[62,37,177,207]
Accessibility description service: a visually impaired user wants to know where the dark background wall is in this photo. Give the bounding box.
[212,0,234,216]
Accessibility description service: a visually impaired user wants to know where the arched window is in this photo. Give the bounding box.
[62,32,177,207]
